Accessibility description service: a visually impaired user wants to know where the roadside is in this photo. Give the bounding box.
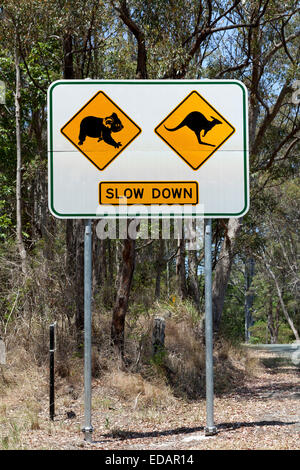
[1,345,299,450]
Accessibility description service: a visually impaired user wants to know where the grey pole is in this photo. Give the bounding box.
[204,219,217,436]
[49,322,56,421]
[82,219,93,442]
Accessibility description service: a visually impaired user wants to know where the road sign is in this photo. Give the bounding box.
[61,91,141,171]
[155,91,235,170]
[99,181,199,205]
[48,80,249,218]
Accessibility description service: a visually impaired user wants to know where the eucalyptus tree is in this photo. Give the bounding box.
[111,0,299,337]
[256,179,300,340]
[205,0,300,331]
[0,0,51,272]
[1,0,299,353]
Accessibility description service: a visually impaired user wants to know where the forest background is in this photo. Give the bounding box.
[0,0,299,376]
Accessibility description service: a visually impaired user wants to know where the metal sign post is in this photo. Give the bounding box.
[204,219,217,436]
[48,79,249,441]
[49,322,56,421]
[82,219,93,442]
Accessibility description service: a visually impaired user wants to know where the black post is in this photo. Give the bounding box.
[49,323,55,421]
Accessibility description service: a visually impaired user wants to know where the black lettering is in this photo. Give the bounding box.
[171,188,182,198]
[106,188,114,199]
[162,188,171,198]
[133,188,144,199]
[124,188,133,199]
[152,188,160,199]
[183,188,192,199]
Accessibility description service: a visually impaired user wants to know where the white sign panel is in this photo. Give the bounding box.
[48,80,249,218]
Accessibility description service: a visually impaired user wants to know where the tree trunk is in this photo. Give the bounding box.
[111,225,136,359]
[61,32,86,342]
[211,9,262,333]
[155,237,164,299]
[66,219,75,276]
[265,260,300,341]
[212,218,242,331]
[176,226,187,300]
[152,317,165,356]
[244,257,255,342]
[15,48,26,274]
[267,298,279,344]
[107,238,113,282]
[166,262,170,299]
[116,0,148,79]
[74,221,85,338]
[92,222,106,293]
[30,105,52,257]
[63,32,76,277]
[110,3,147,358]
[187,221,200,310]
[155,264,162,300]
[63,33,74,79]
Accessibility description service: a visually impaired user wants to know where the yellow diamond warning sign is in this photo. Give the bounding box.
[60,91,141,170]
[155,91,235,170]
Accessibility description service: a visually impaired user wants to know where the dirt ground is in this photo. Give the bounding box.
[1,348,299,451]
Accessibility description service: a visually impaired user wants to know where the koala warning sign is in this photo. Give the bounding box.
[60,91,141,170]
[48,80,249,219]
[155,91,235,170]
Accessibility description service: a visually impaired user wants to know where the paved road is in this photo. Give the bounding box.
[243,342,300,365]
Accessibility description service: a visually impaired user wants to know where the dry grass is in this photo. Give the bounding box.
[163,319,206,398]
[0,335,299,450]
[0,346,46,449]
[1,245,298,449]
[104,370,174,410]
[2,293,292,450]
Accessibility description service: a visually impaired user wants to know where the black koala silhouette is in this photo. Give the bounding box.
[78,112,123,148]
[165,111,221,147]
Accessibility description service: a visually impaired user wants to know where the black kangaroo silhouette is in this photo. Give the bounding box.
[164,111,221,147]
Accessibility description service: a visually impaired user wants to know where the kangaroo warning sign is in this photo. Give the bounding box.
[155,91,235,170]
[48,80,249,218]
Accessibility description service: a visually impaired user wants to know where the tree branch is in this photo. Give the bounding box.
[263,31,300,66]
[264,125,300,170]
[253,82,292,152]
[112,0,147,78]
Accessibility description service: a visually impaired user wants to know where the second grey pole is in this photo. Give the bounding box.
[82,219,93,442]
[204,218,217,436]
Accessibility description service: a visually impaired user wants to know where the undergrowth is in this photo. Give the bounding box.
[0,244,256,449]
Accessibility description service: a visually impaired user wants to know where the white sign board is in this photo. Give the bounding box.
[48,80,249,218]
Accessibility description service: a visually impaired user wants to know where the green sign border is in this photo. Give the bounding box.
[48,80,249,218]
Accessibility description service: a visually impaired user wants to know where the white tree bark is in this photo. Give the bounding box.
[212,218,242,331]
[15,47,26,274]
[264,257,300,341]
